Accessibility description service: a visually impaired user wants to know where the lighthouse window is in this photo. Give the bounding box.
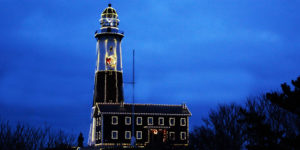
[136,131,142,140]
[180,118,186,126]
[148,117,153,125]
[137,117,142,125]
[125,117,131,125]
[158,117,164,125]
[125,131,131,139]
[111,131,118,139]
[169,118,175,126]
[112,116,118,125]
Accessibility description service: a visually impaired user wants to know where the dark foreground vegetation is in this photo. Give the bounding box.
[0,76,299,150]
[189,76,300,150]
[0,121,78,150]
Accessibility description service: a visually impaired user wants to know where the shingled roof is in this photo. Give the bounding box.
[95,103,191,116]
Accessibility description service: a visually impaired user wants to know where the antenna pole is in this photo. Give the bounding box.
[131,49,136,147]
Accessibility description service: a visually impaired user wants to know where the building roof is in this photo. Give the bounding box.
[95,103,192,116]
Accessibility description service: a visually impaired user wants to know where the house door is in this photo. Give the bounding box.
[149,129,167,144]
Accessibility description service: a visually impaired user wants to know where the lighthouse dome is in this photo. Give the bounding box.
[101,4,118,19]
[100,4,119,27]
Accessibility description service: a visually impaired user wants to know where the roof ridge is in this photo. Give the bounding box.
[96,102,183,107]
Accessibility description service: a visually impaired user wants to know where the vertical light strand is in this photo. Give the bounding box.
[104,39,108,71]
[114,38,118,102]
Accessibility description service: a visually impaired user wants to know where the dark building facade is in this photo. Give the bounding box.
[88,4,191,149]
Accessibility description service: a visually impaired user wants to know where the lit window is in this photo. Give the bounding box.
[158,117,164,125]
[169,118,175,126]
[125,131,131,139]
[169,132,175,141]
[137,117,142,125]
[112,116,118,125]
[125,117,131,125]
[136,131,142,139]
[180,132,186,140]
[148,117,153,125]
[180,118,186,126]
[111,130,118,139]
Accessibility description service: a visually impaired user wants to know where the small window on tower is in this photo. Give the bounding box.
[125,117,131,125]
[109,46,113,52]
[112,116,118,125]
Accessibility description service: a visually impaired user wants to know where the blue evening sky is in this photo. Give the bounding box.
[0,0,300,140]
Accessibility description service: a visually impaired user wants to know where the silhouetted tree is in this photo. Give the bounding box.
[0,120,77,150]
[189,76,300,150]
[190,104,244,150]
[266,76,300,117]
[77,132,84,147]
[265,76,300,149]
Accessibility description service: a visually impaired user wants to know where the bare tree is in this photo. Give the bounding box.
[0,120,77,150]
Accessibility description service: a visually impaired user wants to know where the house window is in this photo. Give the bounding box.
[137,117,142,125]
[99,132,101,140]
[148,117,153,125]
[125,131,131,139]
[180,118,186,126]
[125,117,131,125]
[111,131,118,139]
[112,116,118,125]
[98,117,102,125]
[169,118,175,126]
[136,131,142,140]
[180,132,186,140]
[169,132,175,141]
[158,117,164,125]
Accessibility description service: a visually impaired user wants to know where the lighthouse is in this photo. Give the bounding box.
[88,4,191,148]
[93,3,124,105]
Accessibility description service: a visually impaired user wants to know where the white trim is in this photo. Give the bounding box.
[136,117,142,125]
[169,118,175,126]
[99,112,190,116]
[158,117,164,126]
[147,117,153,125]
[111,130,118,139]
[136,131,142,140]
[169,132,175,141]
[180,118,186,126]
[180,132,186,140]
[125,117,131,125]
[125,131,131,139]
[112,116,118,125]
